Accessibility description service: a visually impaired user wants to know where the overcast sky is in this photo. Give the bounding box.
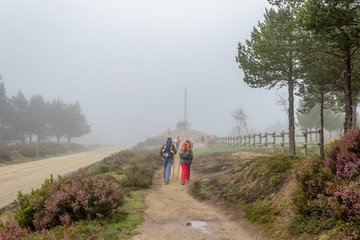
[0,0,289,145]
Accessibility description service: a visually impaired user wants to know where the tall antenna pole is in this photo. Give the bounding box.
[184,86,187,130]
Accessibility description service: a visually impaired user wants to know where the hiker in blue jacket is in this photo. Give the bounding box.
[159,138,177,184]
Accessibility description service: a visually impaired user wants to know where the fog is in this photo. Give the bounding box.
[0,0,289,145]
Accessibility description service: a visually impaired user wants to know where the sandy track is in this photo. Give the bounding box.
[0,146,125,209]
[133,156,262,240]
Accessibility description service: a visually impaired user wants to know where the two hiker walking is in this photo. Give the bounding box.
[159,137,193,185]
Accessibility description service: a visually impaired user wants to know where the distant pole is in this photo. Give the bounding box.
[184,86,187,130]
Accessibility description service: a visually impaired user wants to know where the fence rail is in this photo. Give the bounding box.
[217,130,320,156]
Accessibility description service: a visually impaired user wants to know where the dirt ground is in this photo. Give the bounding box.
[133,155,265,240]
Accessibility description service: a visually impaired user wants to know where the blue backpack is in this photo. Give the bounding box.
[162,139,174,158]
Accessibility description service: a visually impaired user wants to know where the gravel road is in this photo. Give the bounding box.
[0,146,125,209]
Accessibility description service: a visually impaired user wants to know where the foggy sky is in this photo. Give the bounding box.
[0,0,289,145]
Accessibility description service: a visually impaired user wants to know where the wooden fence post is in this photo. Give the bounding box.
[272,132,276,152]
[259,133,262,151]
[253,133,256,148]
[303,130,308,156]
[265,132,268,152]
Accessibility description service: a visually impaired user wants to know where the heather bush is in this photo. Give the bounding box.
[15,175,57,228]
[31,175,125,230]
[293,156,333,215]
[15,175,125,230]
[292,129,360,237]
[0,218,29,240]
[102,150,135,168]
[325,129,360,180]
[121,163,154,189]
[329,181,360,220]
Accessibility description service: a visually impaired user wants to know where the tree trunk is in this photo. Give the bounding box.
[320,92,325,159]
[288,79,296,155]
[344,49,353,133]
[352,94,357,129]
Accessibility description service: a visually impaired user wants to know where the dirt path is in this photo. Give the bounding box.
[0,146,126,209]
[133,156,262,240]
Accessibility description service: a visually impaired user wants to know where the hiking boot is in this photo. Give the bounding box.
[165,181,169,185]
[181,182,185,185]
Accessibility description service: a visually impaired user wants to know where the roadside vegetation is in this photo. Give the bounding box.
[0,142,87,165]
[0,149,160,240]
[191,129,360,240]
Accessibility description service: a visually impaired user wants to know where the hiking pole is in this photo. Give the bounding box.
[176,156,181,180]
[173,157,175,180]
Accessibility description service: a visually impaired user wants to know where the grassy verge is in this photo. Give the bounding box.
[0,142,88,165]
[190,148,304,239]
[0,149,160,240]
[191,138,360,240]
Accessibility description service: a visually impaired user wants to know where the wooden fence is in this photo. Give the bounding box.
[217,130,320,156]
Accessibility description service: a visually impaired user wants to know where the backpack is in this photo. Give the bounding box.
[180,142,192,160]
[162,139,174,158]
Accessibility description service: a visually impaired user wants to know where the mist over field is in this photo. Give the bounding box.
[0,0,290,145]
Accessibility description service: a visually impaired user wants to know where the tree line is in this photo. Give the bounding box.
[0,80,91,144]
[236,0,360,157]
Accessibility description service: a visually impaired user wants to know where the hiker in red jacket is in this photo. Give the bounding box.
[178,140,194,185]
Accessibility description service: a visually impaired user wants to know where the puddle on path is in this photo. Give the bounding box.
[188,221,211,234]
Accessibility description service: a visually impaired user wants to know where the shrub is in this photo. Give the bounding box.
[102,150,135,168]
[33,176,125,230]
[0,147,12,161]
[15,175,57,228]
[19,145,37,158]
[292,156,333,215]
[292,129,360,237]
[121,163,154,189]
[87,164,111,176]
[329,182,360,221]
[15,175,125,230]
[325,129,360,180]
[288,211,336,236]
[0,218,29,240]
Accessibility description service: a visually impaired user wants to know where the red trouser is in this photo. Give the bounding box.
[181,163,191,183]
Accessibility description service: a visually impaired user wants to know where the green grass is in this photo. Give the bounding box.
[194,145,240,155]
[245,197,277,224]
[212,142,322,157]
